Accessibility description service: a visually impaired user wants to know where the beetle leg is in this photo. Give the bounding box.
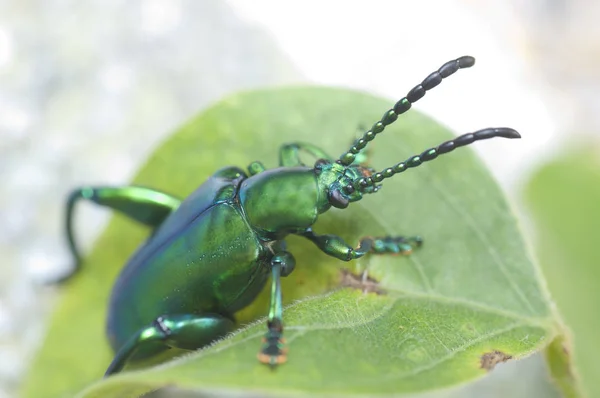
[279,142,333,167]
[270,241,296,276]
[247,161,266,176]
[364,235,423,255]
[60,186,181,283]
[298,229,371,261]
[298,229,422,261]
[105,313,234,376]
[258,252,294,366]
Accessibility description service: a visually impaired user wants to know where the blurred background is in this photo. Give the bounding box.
[1,0,598,397]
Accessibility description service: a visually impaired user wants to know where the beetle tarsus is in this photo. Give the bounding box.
[258,332,288,366]
[366,235,423,255]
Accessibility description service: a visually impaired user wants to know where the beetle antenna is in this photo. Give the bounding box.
[337,55,476,166]
[350,127,521,193]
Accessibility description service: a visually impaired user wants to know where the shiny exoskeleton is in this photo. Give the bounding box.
[61,56,521,376]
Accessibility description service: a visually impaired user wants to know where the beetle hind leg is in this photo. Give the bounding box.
[105,313,234,376]
[58,185,181,283]
[258,251,295,366]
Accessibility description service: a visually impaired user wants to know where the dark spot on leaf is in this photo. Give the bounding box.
[339,269,385,295]
[480,350,512,371]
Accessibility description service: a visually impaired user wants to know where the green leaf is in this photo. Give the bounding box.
[526,148,600,398]
[544,334,584,398]
[24,87,555,398]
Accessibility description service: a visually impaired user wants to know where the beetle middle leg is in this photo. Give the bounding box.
[59,186,182,282]
[247,161,266,176]
[258,251,295,366]
[299,229,422,261]
[279,142,333,167]
[105,313,234,376]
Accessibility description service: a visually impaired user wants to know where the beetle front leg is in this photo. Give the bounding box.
[105,313,234,376]
[258,252,295,366]
[299,229,422,261]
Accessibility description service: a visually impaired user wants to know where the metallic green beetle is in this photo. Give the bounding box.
[61,56,520,376]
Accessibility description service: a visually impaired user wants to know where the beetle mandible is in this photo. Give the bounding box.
[60,56,520,376]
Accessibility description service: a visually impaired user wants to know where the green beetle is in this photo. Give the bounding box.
[61,56,520,376]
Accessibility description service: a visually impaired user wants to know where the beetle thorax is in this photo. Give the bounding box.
[238,167,320,237]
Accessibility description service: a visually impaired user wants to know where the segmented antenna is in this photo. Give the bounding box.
[351,127,521,193]
[338,56,476,166]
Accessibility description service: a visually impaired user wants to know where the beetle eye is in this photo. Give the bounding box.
[314,158,329,169]
[314,158,329,167]
[343,184,355,194]
[328,189,349,209]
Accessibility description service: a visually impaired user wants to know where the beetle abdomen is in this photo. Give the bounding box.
[106,202,270,355]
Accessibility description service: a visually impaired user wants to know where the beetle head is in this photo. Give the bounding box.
[313,158,378,210]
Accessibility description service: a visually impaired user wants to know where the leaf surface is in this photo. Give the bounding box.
[23,87,555,398]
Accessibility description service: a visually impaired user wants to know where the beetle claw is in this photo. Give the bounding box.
[257,351,288,366]
[258,336,287,366]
